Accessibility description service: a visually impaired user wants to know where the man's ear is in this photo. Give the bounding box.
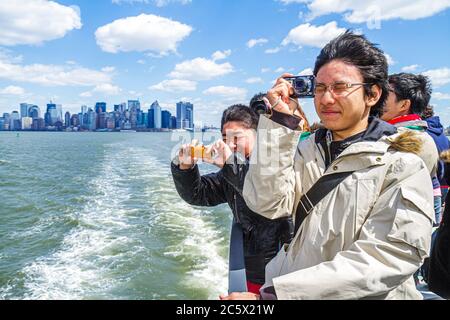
[400,99,412,114]
[366,84,382,108]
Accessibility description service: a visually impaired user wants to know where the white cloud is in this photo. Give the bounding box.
[261,68,271,73]
[0,0,81,46]
[169,58,234,80]
[0,55,113,87]
[401,64,420,72]
[155,0,191,6]
[247,38,269,48]
[265,47,281,54]
[212,50,231,61]
[385,54,395,66]
[80,83,122,97]
[303,0,450,23]
[422,68,450,87]
[203,86,247,101]
[0,85,25,95]
[95,14,193,55]
[112,0,192,6]
[93,83,122,95]
[281,21,346,48]
[434,92,450,100]
[79,91,92,98]
[298,68,314,75]
[245,77,264,84]
[149,79,197,92]
[137,59,146,65]
[101,66,116,73]
[274,67,286,73]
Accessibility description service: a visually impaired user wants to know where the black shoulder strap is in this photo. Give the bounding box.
[294,171,355,235]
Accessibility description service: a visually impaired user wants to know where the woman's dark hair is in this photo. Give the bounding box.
[388,73,432,115]
[314,30,389,116]
[220,104,259,131]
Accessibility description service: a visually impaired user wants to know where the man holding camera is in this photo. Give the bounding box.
[222,31,435,300]
[171,104,293,295]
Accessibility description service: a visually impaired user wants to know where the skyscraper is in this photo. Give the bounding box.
[46,103,57,125]
[148,108,154,129]
[170,116,177,129]
[10,111,20,130]
[65,111,71,127]
[95,102,106,114]
[176,101,194,129]
[20,103,29,118]
[128,100,140,112]
[28,105,40,119]
[150,101,162,129]
[56,104,63,122]
[21,117,32,130]
[162,110,171,129]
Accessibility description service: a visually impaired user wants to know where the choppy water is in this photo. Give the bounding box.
[0,131,231,300]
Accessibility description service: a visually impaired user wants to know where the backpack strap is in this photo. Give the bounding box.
[294,171,355,235]
[228,218,248,294]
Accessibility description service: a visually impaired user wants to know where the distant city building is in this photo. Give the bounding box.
[46,103,57,125]
[71,114,80,127]
[87,110,97,131]
[10,111,21,130]
[32,118,45,131]
[170,116,177,129]
[56,104,63,122]
[148,108,155,129]
[28,105,40,119]
[20,103,34,118]
[176,101,194,129]
[162,110,171,129]
[106,116,115,129]
[95,102,106,114]
[21,117,32,130]
[97,112,107,129]
[65,111,71,127]
[128,100,140,112]
[150,101,162,129]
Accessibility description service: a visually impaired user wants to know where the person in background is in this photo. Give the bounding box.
[171,104,293,295]
[381,73,440,224]
[421,105,450,207]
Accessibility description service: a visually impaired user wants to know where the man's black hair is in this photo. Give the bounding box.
[314,30,389,116]
[388,73,432,115]
[249,92,266,108]
[221,104,259,131]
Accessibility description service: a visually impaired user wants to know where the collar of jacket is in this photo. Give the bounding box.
[388,114,428,130]
[313,117,398,174]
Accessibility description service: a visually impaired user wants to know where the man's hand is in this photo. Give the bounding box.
[267,73,304,118]
[219,292,260,300]
[178,139,200,170]
[203,140,233,169]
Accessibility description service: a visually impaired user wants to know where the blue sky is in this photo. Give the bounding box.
[0,0,450,127]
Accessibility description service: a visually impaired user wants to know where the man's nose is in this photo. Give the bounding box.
[319,89,336,105]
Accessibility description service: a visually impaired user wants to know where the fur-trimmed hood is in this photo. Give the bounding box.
[387,127,439,176]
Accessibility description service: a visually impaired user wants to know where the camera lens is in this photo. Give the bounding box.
[295,78,307,93]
